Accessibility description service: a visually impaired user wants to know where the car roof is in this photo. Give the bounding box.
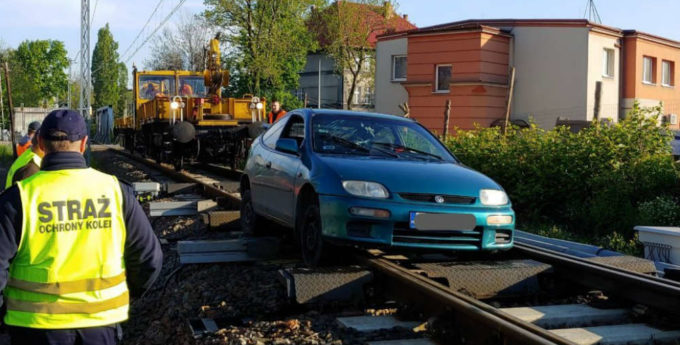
[294,108,415,123]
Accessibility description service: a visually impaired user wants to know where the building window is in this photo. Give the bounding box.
[662,60,674,87]
[435,64,452,92]
[392,55,407,81]
[602,48,614,78]
[643,56,656,84]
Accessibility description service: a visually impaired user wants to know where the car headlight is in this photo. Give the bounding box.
[342,180,389,199]
[480,189,508,206]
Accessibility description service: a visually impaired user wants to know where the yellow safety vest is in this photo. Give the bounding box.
[5,168,129,329]
[5,149,42,189]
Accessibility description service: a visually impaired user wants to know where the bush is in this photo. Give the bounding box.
[638,196,680,226]
[446,101,680,239]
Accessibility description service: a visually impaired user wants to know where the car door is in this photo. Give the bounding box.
[250,118,287,215]
[263,114,304,225]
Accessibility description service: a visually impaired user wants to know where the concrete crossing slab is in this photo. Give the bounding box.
[550,324,680,345]
[337,315,419,332]
[500,304,629,329]
[367,339,437,345]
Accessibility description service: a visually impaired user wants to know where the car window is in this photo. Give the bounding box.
[396,127,440,156]
[262,118,288,149]
[280,115,305,148]
[311,114,455,162]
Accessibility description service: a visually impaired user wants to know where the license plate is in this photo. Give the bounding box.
[409,212,476,231]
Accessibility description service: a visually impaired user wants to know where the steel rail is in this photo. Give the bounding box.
[105,147,241,206]
[357,252,576,345]
[515,242,680,315]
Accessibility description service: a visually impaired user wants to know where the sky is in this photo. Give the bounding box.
[0,0,679,76]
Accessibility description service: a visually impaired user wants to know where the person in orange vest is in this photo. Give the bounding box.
[179,81,194,96]
[16,121,40,156]
[267,100,287,124]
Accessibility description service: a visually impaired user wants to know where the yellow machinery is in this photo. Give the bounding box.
[115,36,266,170]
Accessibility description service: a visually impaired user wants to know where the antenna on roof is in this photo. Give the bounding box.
[584,0,602,24]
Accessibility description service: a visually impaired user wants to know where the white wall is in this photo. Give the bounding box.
[375,38,408,115]
[508,26,590,129]
[586,33,621,122]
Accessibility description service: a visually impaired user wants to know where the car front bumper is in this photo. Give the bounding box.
[318,194,515,251]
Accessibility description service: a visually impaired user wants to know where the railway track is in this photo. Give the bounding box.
[103,145,680,345]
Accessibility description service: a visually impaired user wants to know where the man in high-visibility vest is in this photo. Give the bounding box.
[16,121,41,156]
[267,100,287,124]
[0,109,163,345]
[5,134,44,189]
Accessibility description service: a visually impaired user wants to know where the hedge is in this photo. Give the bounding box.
[445,102,680,238]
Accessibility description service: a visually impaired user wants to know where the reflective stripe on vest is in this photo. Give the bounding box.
[5,168,129,329]
[5,149,41,189]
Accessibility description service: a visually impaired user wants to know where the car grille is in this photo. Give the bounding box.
[399,193,476,205]
[392,222,483,247]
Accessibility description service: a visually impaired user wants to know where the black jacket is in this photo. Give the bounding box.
[0,152,163,302]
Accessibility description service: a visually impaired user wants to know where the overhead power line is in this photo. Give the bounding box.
[124,0,187,63]
[91,0,100,24]
[120,0,166,60]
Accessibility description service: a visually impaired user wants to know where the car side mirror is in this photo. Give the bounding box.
[275,138,299,155]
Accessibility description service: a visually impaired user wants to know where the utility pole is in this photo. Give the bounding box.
[0,71,4,139]
[317,56,322,109]
[80,0,92,164]
[79,0,91,119]
[3,62,17,158]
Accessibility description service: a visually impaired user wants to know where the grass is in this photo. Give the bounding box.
[0,144,14,168]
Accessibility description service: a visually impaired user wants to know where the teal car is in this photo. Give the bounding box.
[240,109,515,266]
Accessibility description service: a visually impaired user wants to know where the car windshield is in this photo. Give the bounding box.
[178,76,207,97]
[312,114,456,162]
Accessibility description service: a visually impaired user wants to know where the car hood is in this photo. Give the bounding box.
[316,155,503,197]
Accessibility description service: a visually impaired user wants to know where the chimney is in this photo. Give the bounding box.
[383,1,393,19]
[402,14,408,21]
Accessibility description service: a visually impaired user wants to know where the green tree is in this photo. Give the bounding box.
[92,24,122,110]
[5,40,69,107]
[115,63,129,117]
[311,1,396,110]
[203,0,322,105]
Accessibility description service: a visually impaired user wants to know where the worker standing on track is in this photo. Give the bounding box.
[0,109,163,345]
[5,134,44,189]
[16,121,41,156]
[267,100,287,124]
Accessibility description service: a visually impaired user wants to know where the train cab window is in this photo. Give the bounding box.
[281,115,305,148]
[178,76,207,97]
[139,76,176,99]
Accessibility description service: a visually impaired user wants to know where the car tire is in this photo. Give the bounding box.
[300,203,323,267]
[240,188,260,236]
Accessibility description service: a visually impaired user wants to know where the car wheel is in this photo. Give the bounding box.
[240,188,260,236]
[301,203,323,267]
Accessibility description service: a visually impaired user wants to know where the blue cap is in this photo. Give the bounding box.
[39,109,88,141]
[28,121,41,131]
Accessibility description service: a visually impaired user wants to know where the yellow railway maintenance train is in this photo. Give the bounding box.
[115,37,266,170]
